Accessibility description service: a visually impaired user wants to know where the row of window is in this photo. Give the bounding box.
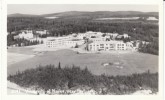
[89,48,124,51]
[118,44,125,46]
[89,44,124,47]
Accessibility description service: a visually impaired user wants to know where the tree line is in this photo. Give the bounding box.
[8,63,158,95]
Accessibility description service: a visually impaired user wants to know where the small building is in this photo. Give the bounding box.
[116,35,123,39]
[36,30,49,35]
[126,42,134,50]
[123,33,129,38]
[85,31,97,38]
[11,31,17,35]
[109,33,119,39]
[13,35,19,40]
[147,17,158,21]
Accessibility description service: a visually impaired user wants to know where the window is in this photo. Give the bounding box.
[100,44,104,46]
[100,44,104,48]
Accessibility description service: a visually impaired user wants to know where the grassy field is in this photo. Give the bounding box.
[7,47,34,55]
[7,48,158,76]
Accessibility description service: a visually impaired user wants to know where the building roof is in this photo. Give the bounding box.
[71,39,82,41]
[116,35,123,38]
[89,40,124,45]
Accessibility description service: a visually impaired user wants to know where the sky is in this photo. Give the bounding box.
[8,4,158,15]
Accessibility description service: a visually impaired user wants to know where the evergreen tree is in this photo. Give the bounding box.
[75,43,78,48]
[58,62,61,69]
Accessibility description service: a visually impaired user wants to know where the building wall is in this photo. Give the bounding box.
[18,32,34,39]
[77,33,86,39]
[65,40,84,48]
[88,41,127,51]
[89,37,107,42]
[36,30,48,35]
[45,36,84,48]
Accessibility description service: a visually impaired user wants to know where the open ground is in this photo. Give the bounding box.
[7,47,158,76]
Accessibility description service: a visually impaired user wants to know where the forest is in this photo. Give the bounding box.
[7,64,158,95]
[7,11,159,55]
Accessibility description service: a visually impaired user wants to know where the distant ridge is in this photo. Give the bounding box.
[8,11,158,18]
[7,13,40,17]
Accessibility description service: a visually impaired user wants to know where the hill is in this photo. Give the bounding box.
[8,11,158,18]
[8,13,40,17]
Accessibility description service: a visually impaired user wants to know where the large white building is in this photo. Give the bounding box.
[88,41,130,51]
[18,30,34,39]
[45,37,70,47]
[65,39,85,48]
[77,33,86,39]
[45,36,84,48]
[89,37,107,42]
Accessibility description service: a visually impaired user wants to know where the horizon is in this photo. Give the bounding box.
[8,4,158,15]
[8,10,159,16]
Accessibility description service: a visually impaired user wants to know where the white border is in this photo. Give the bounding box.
[1,0,164,100]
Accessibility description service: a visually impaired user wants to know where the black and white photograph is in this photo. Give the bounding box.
[6,4,160,95]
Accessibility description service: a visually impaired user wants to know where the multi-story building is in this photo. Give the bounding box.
[45,36,70,47]
[18,30,34,39]
[77,33,86,39]
[88,41,127,51]
[65,39,85,48]
[89,37,107,42]
[45,36,84,48]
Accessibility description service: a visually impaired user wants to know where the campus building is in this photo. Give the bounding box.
[77,33,86,39]
[36,30,49,35]
[65,39,85,48]
[89,37,107,42]
[85,31,103,38]
[45,37,70,47]
[45,36,84,48]
[18,30,34,39]
[147,17,158,21]
[88,41,128,51]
